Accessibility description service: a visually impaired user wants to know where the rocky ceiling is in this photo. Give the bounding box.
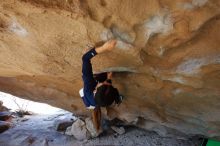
[0,0,220,139]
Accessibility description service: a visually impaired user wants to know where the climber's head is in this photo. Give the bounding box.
[94,82,121,107]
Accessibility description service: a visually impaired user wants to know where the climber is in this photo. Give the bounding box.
[79,40,122,133]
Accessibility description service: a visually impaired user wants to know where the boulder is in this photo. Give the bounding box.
[54,119,73,132]
[0,0,220,140]
[85,117,103,138]
[0,121,10,133]
[65,119,90,141]
[65,126,73,136]
[111,126,125,135]
[0,101,8,112]
[0,112,13,121]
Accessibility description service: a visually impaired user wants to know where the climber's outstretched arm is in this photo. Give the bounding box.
[95,40,116,54]
[82,39,116,88]
[81,40,116,107]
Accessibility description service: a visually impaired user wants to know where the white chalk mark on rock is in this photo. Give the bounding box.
[176,55,220,75]
[144,12,173,40]
[159,46,165,56]
[9,18,28,37]
[180,3,195,10]
[100,29,114,41]
[111,25,135,44]
[116,40,134,50]
[100,67,137,73]
[179,0,208,10]
[192,0,208,7]
[166,76,187,84]
[101,26,135,51]
[172,88,183,95]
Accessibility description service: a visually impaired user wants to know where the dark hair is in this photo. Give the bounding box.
[94,84,120,107]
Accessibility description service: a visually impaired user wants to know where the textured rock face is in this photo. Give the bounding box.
[0,0,220,139]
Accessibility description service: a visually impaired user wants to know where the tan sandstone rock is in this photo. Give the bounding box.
[0,0,220,139]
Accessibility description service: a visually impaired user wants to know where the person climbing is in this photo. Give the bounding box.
[79,40,122,134]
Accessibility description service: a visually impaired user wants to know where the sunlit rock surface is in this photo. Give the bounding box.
[0,0,220,139]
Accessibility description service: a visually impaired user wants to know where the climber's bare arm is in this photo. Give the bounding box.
[95,40,117,54]
[107,72,113,79]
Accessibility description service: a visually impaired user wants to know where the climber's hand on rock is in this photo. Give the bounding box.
[107,72,113,79]
[102,40,117,51]
[95,40,117,54]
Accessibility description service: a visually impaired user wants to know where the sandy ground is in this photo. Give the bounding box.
[0,112,202,146]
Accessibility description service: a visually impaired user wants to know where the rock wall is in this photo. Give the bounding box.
[0,0,220,139]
